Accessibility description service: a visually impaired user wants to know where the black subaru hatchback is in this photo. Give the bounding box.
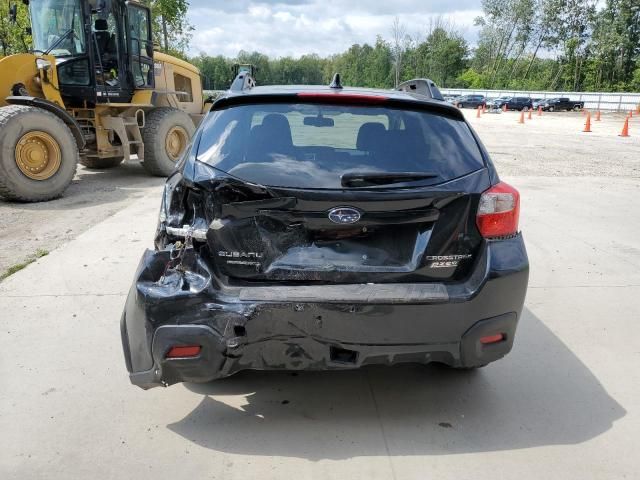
[121,76,529,389]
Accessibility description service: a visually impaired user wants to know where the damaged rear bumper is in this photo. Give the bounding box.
[121,236,528,389]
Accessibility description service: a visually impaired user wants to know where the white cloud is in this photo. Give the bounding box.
[188,1,483,58]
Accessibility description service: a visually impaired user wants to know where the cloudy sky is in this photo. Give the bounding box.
[187,0,484,58]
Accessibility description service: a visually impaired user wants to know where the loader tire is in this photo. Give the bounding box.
[80,156,124,169]
[0,105,78,202]
[142,107,195,177]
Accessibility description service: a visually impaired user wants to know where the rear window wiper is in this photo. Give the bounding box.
[341,171,439,187]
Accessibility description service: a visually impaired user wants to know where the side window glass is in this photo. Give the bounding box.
[127,5,153,88]
[128,6,150,57]
[174,73,193,103]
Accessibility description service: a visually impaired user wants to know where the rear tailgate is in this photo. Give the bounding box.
[200,169,489,284]
[185,96,493,284]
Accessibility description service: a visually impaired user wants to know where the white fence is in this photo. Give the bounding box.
[441,88,640,112]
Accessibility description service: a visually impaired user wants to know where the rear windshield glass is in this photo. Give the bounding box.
[196,103,485,189]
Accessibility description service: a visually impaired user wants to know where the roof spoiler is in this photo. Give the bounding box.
[396,79,444,101]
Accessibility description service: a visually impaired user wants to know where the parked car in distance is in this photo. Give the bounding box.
[541,97,584,112]
[531,98,545,109]
[454,95,486,108]
[443,94,461,104]
[488,96,511,109]
[491,96,533,111]
[120,74,529,389]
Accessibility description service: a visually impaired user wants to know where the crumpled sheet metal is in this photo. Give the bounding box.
[127,247,458,383]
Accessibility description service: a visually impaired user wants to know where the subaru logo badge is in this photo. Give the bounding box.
[328,207,361,224]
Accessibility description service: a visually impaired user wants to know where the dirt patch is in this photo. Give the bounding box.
[0,162,164,275]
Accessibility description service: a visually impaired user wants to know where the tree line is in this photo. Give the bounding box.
[1,0,638,92]
[196,0,640,93]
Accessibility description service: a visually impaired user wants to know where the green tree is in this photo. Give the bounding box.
[0,0,31,56]
[142,0,193,56]
[415,24,468,87]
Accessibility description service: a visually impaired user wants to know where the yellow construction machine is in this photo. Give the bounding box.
[0,0,209,201]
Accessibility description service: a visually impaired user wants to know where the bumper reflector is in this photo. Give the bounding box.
[480,334,505,345]
[166,345,201,358]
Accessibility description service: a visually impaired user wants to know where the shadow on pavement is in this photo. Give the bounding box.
[168,308,625,459]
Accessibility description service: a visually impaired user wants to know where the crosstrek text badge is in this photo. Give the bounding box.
[328,207,361,224]
[425,254,473,269]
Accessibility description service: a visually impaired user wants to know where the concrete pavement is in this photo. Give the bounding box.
[1,176,638,479]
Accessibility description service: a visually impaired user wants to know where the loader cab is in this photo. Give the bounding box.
[28,0,154,106]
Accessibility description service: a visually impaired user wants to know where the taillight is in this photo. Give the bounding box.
[476,182,520,238]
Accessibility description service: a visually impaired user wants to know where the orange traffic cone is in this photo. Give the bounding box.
[636,104,640,114]
[527,109,532,120]
[595,110,601,121]
[477,106,482,118]
[630,110,634,118]
[583,112,592,132]
[502,104,507,112]
[518,111,525,124]
[620,117,630,137]
[537,106,542,116]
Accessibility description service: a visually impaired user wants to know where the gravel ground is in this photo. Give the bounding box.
[0,164,165,275]
[467,109,640,178]
[0,108,638,275]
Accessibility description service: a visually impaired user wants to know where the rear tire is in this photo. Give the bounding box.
[573,105,581,112]
[548,106,555,112]
[142,107,195,177]
[79,156,123,169]
[0,105,78,202]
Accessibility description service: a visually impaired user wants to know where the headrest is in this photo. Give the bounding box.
[94,19,108,31]
[356,122,387,150]
[260,114,293,147]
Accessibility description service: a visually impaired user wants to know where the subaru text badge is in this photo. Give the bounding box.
[328,207,361,224]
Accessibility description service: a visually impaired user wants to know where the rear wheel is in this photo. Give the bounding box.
[548,105,555,112]
[79,156,124,169]
[0,105,78,202]
[142,107,195,177]
[573,105,582,112]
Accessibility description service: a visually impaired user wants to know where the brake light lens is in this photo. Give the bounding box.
[476,182,520,238]
[296,92,388,104]
[165,345,201,359]
[480,333,505,345]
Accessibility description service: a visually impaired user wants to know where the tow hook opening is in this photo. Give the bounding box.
[330,346,358,364]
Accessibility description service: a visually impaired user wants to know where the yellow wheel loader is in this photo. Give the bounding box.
[0,0,209,202]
